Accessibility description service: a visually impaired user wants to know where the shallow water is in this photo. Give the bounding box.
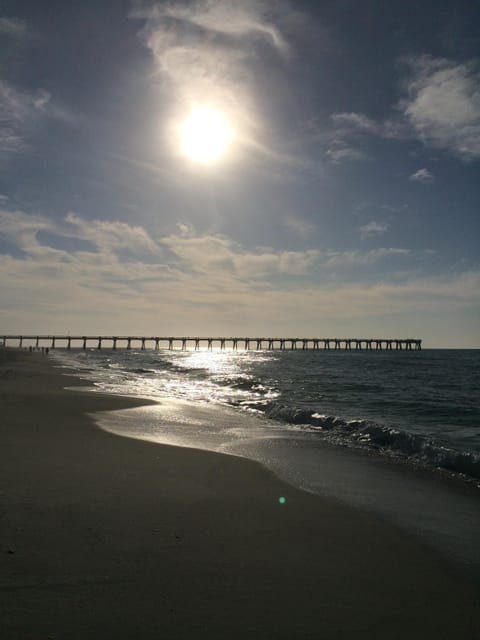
[55,348,480,479]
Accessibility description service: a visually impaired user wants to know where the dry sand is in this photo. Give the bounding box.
[0,349,478,639]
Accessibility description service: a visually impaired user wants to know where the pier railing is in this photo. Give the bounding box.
[1,335,422,351]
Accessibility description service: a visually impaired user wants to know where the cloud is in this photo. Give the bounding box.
[0,16,27,37]
[317,111,405,164]
[0,209,162,261]
[380,203,408,213]
[284,215,315,237]
[325,144,365,163]
[161,223,320,277]
[359,221,389,239]
[0,81,30,155]
[330,112,406,140]
[308,111,405,164]
[324,247,410,267]
[409,168,434,183]
[156,1,289,55]
[401,56,480,160]
[1,208,477,337]
[325,56,480,163]
[0,208,323,333]
[0,209,413,280]
[135,0,288,98]
[0,209,53,253]
[134,0,289,52]
[64,213,160,255]
[0,209,321,281]
[0,80,76,158]
[331,112,379,134]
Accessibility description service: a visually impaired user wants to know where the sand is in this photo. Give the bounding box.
[0,348,478,639]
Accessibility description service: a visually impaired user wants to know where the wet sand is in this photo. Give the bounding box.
[0,349,478,639]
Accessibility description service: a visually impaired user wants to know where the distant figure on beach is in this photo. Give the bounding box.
[45,347,49,355]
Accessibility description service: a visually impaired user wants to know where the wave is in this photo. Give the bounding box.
[212,374,276,394]
[254,403,480,481]
[126,367,159,375]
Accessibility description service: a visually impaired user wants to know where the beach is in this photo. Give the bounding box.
[1,349,478,639]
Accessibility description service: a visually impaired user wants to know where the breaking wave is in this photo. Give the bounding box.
[255,402,480,480]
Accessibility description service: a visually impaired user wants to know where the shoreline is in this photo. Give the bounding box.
[1,349,479,639]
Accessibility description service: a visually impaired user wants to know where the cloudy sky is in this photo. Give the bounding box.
[1,0,479,346]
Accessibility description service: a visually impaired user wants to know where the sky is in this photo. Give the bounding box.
[0,0,479,347]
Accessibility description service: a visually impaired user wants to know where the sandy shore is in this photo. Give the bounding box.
[0,349,478,639]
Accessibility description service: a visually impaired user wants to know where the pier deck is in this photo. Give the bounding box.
[2,335,422,351]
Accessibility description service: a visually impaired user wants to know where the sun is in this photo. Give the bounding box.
[179,106,232,164]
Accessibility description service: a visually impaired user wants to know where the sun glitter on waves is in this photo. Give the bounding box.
[178,106,233,164]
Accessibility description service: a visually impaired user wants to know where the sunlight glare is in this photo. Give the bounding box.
[179,106,232,164]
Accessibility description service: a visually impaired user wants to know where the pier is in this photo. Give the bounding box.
[1,335,422,351]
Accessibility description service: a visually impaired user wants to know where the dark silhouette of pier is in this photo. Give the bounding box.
[2,335,422,351]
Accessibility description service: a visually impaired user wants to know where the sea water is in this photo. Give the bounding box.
[53,347,480,579]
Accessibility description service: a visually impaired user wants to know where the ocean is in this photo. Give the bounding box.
[53,347,480,579]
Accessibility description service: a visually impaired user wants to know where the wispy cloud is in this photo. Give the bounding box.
[316,111,405,163]
[0,80,30,155]
[331,112,378,132]
[0,80,76,158]
[401,56,480,160]
[324,247,410,267]
[148,0,289,55]
[325,144,365,163]
[134,0,288,103]
[359,221,389,239]
[409,167,434,183]
[284,215,316,237]
[0,16,27,38]
[308,111,405,164]
[380,203,408,214]
[330,112,405,140]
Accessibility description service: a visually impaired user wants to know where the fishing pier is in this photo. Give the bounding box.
[2,335,422,351]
